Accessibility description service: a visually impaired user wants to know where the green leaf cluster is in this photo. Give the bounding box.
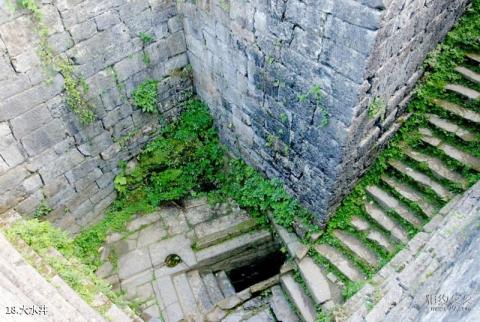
[74,99,316,267]
[132,79,159,113]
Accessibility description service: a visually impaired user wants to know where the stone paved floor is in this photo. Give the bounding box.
[94,197,293,322]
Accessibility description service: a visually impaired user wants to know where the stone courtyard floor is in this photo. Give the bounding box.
[95,197,298,322]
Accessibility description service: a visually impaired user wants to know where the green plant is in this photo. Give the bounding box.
[132,79,159,113]
[33,199,52,218]
[342,280,366,300]
[298,84,330,126]
[139,32,155,45]
[368,96,386,119]
[170,64,193,80]
[219,0,230,12]
[58,58,95,124]
[4,220,137,315]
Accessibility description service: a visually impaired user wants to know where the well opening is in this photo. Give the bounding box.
[225,249,286,292]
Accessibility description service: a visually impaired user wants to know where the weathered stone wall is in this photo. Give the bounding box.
[0,0,470,229]
[349,0,471,189]
[0,0,192,233]
[179,0,469,223]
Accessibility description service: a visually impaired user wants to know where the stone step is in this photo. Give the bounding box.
[314,244,365,282]
[269,285,300,322]
[332,230,379,267]
[466,52,480,64]
[215,270,236,298]
[154,276,183,322]
[297,257,332,305]
[0,263,67,322]
[432,99,480,124]
[7,235,140,322]
[405,149,468,188]
[0,238,90,322]
[195,230,272,266]
[194,212,257,249]
[445,83,480,100]
[350,216,394,252]
[202,272,225,304]
[280,273,317,322]
[381,175,438,217]
[172,273,201,321]
[426,113,476,142]
[42,247,139,322]
[364,201,409,243]
[365,185,422,227]
[273,221,308,260]
[186,270,214,314]
[388,159,454,202]
[419,127,480,171]
[455,66,480,83]
[49,275,108,322]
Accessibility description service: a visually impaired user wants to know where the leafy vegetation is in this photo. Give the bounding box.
[368,96,386,120]
[298,84,330,126]
[139,32,155,45]
[4,220,135,315]
[73,99,316,267]
[33,199,52,218]
[132,79,159,113]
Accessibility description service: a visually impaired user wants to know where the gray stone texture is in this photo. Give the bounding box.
[178,0,469,223]
[341,182,480,322]
[0,0,469,228]
[0,0,192,230]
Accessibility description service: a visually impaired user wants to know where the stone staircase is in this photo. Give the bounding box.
[0,231,131,322]
[0,212,140,322]
[340,181,480,322]
[267,52,480,321]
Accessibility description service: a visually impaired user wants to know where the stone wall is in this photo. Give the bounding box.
[0,0,470,229]
[0,0,192,233]
[178,0,469,223]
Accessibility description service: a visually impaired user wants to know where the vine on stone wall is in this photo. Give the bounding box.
[10,0,95,124]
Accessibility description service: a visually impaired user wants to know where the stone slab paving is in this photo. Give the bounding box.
[340,182,480,322]
[427,113,476,142]
[95,198,279,321]
[280,273,317,322]
[420,127,480,171]
[455,66,480,84]
[298,257,332,305]
[315,244,365,282]
[269,285,300,322]
[388,159,454,202]
[333,230,379,267]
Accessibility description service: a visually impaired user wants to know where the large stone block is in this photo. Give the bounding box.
[21,119,67,157]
